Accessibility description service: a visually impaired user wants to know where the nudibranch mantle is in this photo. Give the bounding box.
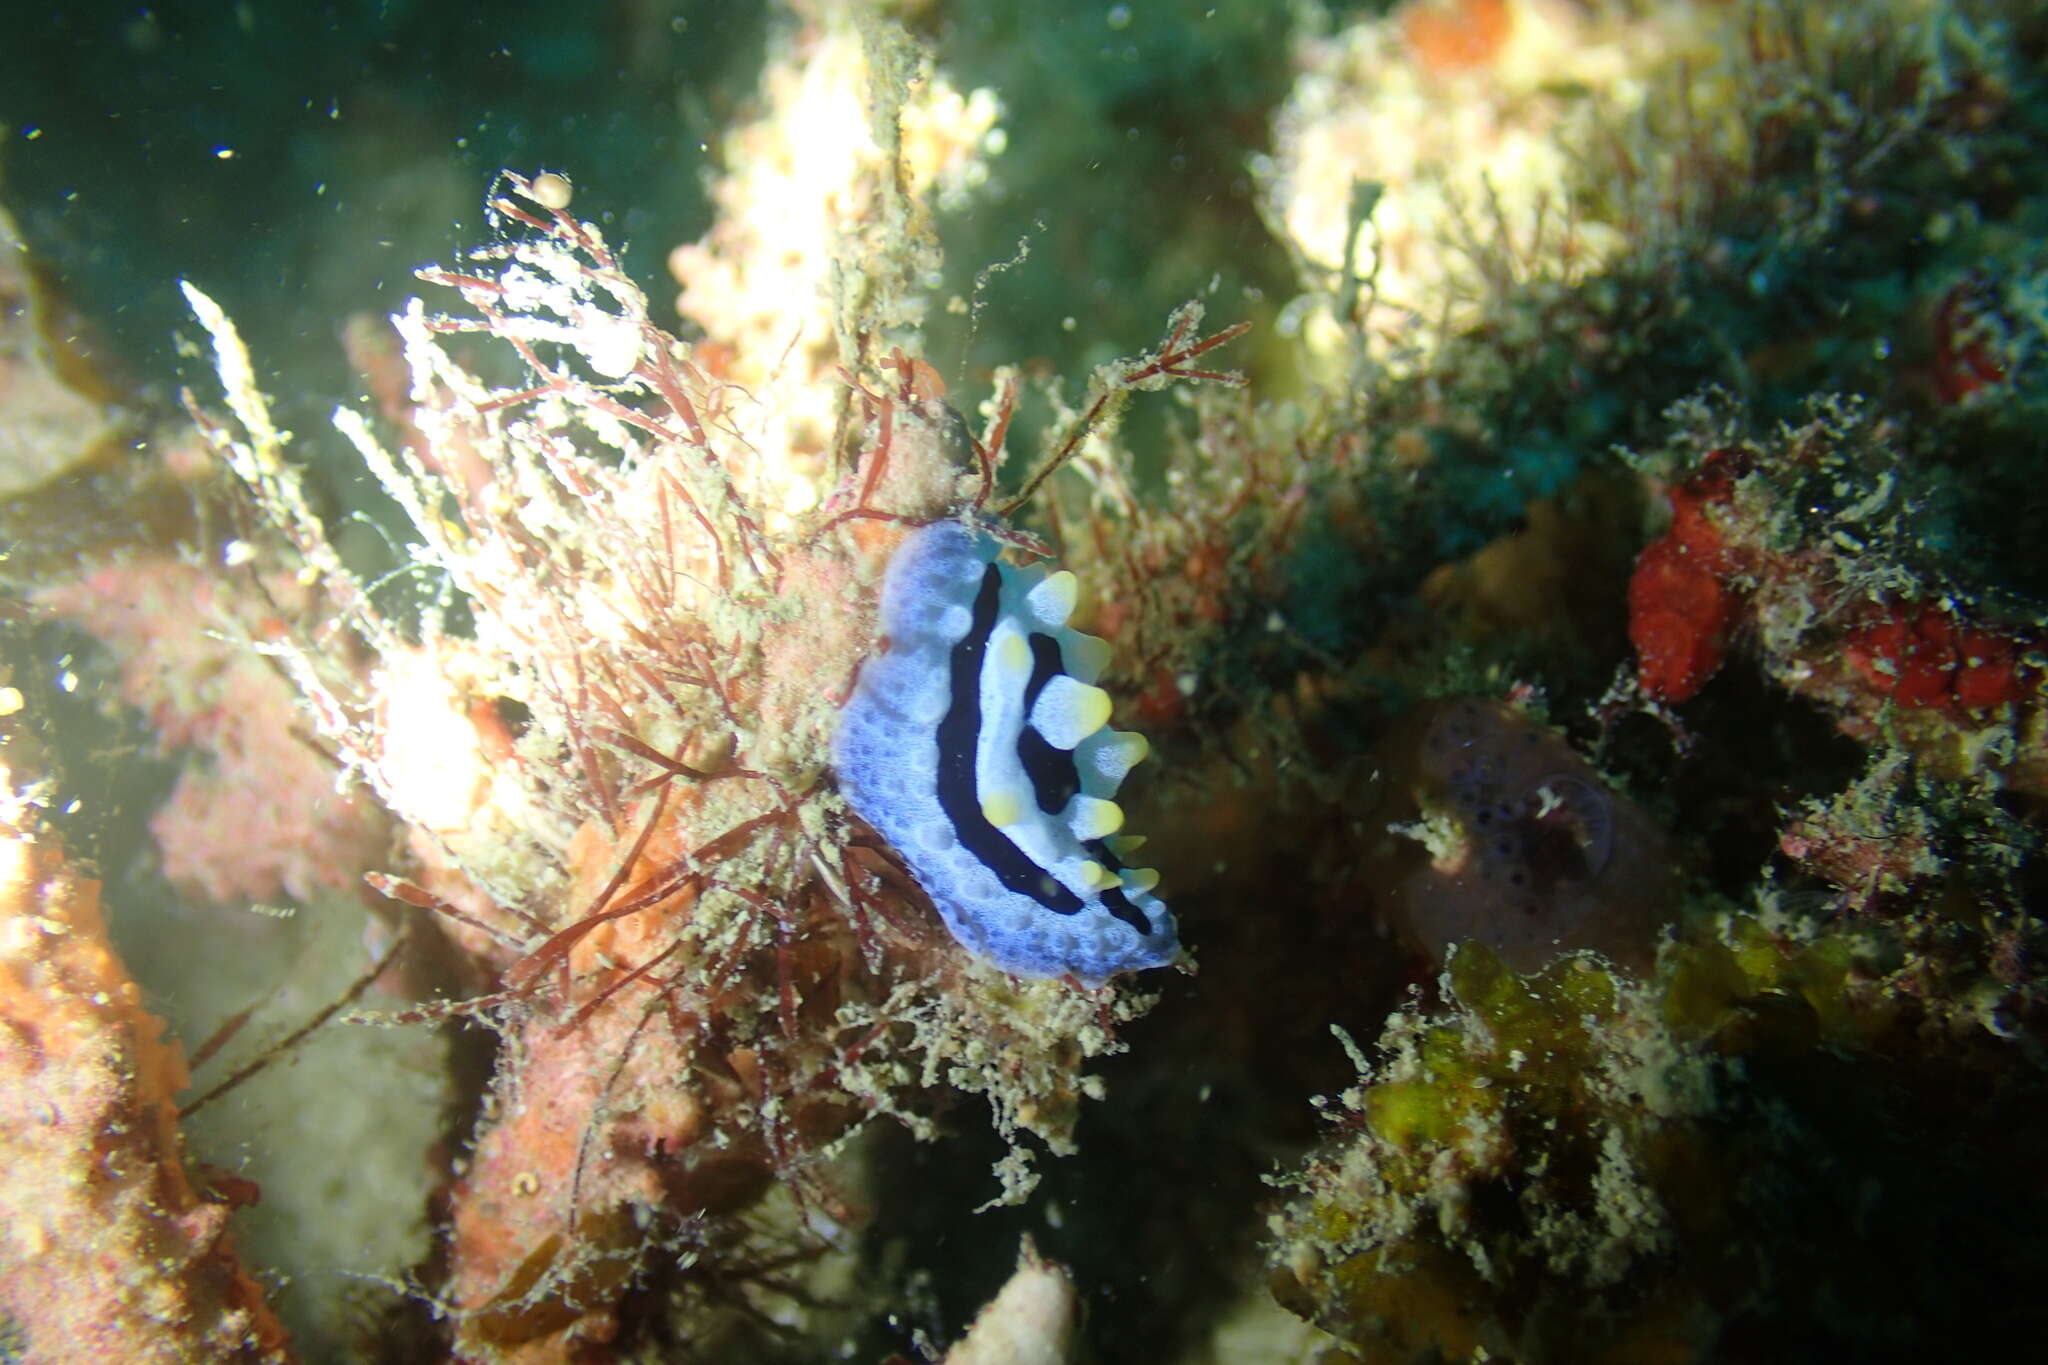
[834,521,1178,985]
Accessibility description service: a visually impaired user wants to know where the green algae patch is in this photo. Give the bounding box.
[1269,915,2048,1362]
[1361,1079,1467,1152]
[1452,942,1620,1063]
[1661,939,1753,1040]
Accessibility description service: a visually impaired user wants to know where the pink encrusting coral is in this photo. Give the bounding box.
[33,555,387,906]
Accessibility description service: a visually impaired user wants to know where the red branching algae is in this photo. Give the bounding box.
[180,150,1241,1357]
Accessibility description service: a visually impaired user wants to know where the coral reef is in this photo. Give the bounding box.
[666,14,999,509]
[1245,4,2048,1360]
[3,0,2047,1360]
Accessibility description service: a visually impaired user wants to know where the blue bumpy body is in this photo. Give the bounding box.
[833,521,1178,985]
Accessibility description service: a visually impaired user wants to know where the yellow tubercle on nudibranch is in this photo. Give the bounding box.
[833,520,1179,984]
[1067,796,1124,840]
[980,790,1025,829]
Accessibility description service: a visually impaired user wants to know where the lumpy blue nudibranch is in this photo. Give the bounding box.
[833,520,1179,985]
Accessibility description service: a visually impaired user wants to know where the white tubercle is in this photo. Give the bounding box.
[1023,570,1079,629]
[1030,675,1113,749]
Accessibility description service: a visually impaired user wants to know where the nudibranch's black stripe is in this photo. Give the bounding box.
[936,565,1086,915]
[1085,839,1150,934]
[1019,632,1080,814]
[1101,894,1147,935]
[1022,633,1063,710]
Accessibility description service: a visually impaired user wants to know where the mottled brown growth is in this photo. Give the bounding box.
[1366,698,1677,974]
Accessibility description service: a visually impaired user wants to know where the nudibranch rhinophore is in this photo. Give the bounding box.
[834,521,1179,985]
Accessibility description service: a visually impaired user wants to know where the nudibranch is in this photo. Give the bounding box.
[834,520,1179,985]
